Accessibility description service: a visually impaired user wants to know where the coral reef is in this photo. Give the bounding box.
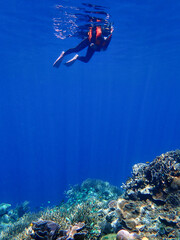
[29,220,87,240]
[57,222,87,240]
[0,203,11,230]
[123,150,180,204]
[15,201,30,218]
[0,203,11,216]
[0,212,41,240]
[103,150,180,239]
[0,151,179,240]
[2,179,121,240]
[66,179,122,204]
[0,201,30,233]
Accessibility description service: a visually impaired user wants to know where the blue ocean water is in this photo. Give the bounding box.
[0,0,180,209]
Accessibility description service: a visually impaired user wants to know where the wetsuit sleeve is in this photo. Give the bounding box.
[102,35,112,50]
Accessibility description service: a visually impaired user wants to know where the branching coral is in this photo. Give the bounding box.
[0,212,41,240]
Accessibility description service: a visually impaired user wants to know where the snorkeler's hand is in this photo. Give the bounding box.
[90,43,98,50]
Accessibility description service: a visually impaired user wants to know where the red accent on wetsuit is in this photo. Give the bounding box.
[88,26,112,48]
[88,27,93,42]
[102,34,112,47]
[95,26,102,45]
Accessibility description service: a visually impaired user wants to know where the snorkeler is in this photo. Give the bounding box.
[53,23,113,67]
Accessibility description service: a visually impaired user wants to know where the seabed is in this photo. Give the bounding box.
[0,150,180,240]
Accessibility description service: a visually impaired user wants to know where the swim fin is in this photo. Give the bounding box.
[53,51,65,68]
[64,54,79,67]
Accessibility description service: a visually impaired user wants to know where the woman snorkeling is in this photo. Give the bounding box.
[53,22,114,67]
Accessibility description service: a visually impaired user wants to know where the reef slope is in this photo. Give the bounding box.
[0,150,179,240]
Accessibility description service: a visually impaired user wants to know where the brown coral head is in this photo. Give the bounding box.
[123,219,137,230]
[123,202,140,218]
[171,176,180,190]
[73,222,86,232]
[117,199,126,209]
[116,208,125,219]
[108,200,117,209]
[116,229,140,240]
[116,200,140,221]
[67,222,86,239]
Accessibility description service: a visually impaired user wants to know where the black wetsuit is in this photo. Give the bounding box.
[63,27,112,63]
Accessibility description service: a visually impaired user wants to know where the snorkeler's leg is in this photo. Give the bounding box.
[77,46,95,63]
[65,47,94,66]
[53,51,65,68]
[53,38,89,68]
[64,54,79,67]
[64,38,90,56]
[64,47,95,66]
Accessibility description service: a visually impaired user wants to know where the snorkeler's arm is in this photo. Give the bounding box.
[102,34,112,50]
[102,26,113,50]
